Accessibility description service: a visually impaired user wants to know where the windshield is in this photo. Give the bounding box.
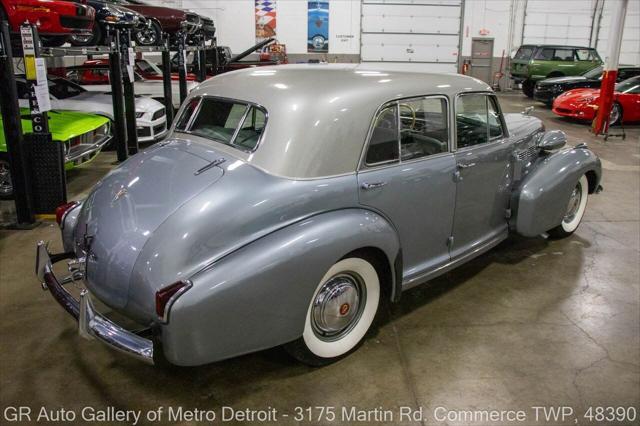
[48,78,86,99]
[136,59,162,76]
[175,97,267,152]
[615,77,640,93]
[582,66,603,79]
[514,46,534,60]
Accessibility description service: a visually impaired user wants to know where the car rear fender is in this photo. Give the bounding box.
[160,208,400,366]
[511,146,602,237]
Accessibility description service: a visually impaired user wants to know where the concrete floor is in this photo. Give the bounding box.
[0,92,638,425]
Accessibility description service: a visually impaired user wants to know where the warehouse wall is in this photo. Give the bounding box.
[147,0,639,69]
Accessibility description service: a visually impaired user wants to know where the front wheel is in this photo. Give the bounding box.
[40,35,68,47]
[548,175,589,239]
[134,20,162,46]
[284,256,380,366]
[522,79,535,98]
[0,154,14,200]
[609,102,622,126]
[69,23,103,46]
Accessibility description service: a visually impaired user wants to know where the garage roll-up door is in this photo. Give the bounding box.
[522,0,594,46]
[360,0,463,72]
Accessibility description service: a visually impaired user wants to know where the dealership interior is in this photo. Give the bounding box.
[1,0,639,424]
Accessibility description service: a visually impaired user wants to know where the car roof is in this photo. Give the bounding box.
[520,44,595,49]
[186,64,491,179]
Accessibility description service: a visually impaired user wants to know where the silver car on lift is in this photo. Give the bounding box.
[36,65,602,367]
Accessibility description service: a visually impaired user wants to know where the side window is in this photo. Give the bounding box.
[233,106,267,151]
[575,49,592,61]
[488,97,504,139]
[365,105,399,165]
[456,94,489,148]
[555,49,574,61]
[399,97,448,161]
[534,48,554,60]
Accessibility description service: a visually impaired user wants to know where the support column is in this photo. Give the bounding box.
[0,21,35,224]
[592,0,628,136]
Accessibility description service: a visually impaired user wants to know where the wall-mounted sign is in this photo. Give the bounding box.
[308,1,329,53]
[256,0,277,43]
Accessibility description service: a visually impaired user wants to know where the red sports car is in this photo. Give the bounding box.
[552,76,640,125]
[0,0,95,46]
[80,59,197,82]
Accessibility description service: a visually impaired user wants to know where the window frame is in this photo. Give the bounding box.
[173,95,269,153]
[359,94,451,170]
[453,92,508,151]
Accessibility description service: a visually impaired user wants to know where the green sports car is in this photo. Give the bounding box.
[0,109,112,199]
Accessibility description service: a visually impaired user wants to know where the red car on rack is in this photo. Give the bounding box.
[82,58,198,82]
[0,0,95,46]
[552,76,640,125]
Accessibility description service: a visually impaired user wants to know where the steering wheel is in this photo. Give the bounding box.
[399,103,417,130]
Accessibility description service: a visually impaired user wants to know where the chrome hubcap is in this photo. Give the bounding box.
[564,182,582,223]
[136,24,157,45]
[311,273,365,341]
[0,160,13,196]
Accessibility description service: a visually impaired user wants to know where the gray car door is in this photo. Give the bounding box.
[451,93,511,259]
[358,96,457,283]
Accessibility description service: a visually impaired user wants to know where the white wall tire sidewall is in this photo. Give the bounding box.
[302,258,380,359]
[561,175,589,233]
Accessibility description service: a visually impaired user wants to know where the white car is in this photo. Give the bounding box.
[64,64,198,109]
[17,76,169,143]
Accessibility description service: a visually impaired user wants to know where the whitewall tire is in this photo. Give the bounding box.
[285,257,380,366]
[549,175,589,238]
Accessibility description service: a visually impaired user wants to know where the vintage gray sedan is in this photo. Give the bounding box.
[36,64,602,366]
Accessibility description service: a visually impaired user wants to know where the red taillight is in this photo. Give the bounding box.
[155,281,190,320]
[55,202,79,226]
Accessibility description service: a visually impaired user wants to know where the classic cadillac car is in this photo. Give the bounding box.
[36,65,602,367]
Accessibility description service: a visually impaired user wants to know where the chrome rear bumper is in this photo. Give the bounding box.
[36,241,154,364]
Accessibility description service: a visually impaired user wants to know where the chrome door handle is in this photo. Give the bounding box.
[457,162,476,169]
[361,181,387,190]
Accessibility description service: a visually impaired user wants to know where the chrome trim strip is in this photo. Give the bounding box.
[35,241,155,364]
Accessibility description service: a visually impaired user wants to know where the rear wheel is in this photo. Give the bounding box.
[284,256,381,366]
[0,154,14,200]
[548,175,589,239]
[522,79,535,98]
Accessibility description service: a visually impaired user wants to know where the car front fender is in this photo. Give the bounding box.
[160,208,400,366]
[512,146,602,237]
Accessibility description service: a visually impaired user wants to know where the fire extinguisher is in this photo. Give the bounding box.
[461,59,470,75]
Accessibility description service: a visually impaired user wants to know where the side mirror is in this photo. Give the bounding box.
[538,130,567,151]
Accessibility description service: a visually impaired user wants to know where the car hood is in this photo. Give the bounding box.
[556,88,600,103]
[503,113,543,139]
[61,92,163,115]
[538,76,588,85]
[18,109,109,141]
[74,135,358,321]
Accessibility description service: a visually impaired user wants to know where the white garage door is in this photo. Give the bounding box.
[597,0,640,66]
[360,0,463,72]
[522,0,595,46]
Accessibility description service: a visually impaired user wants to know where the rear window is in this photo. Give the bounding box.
[514,46,534,60]
[175,97,267,152]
